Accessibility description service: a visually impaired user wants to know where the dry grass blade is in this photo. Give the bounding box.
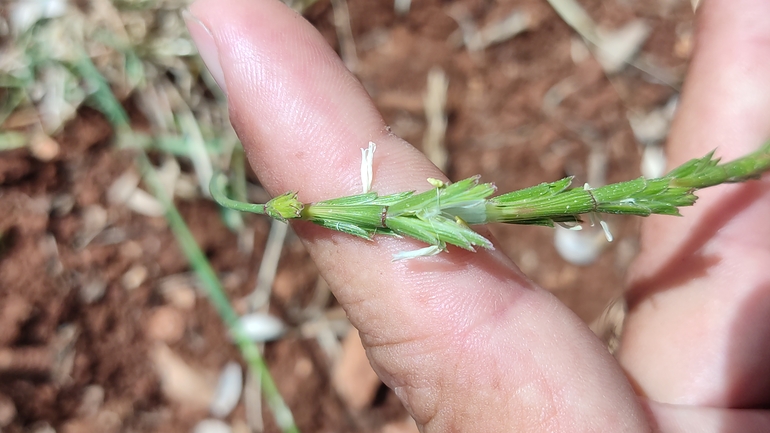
[394,0,411,16]
[249,221,289,313]
[589,296,627,354]
[330,0,358,73]
[422,67,449,172]
[546,0,650,75]
[449,8,531,51]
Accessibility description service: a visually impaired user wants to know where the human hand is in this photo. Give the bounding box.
[618,0,770,430]
[184,0,770,431]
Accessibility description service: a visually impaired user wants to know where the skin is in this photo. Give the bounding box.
[184,0,770,431]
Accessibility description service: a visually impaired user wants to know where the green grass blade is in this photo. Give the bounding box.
[210,173,268,214]
[0,132,27,151]
[75,51,300,433]
[136,153,298,433]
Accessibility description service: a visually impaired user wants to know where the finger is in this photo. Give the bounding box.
[619,0,770,407]
[186,0,650,431]
[646,400,770,433]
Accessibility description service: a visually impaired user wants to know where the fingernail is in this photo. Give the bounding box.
[183,9,227,94]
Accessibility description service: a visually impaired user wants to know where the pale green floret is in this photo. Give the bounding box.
[264,192,304,222]
[301,192,409,239]
[387,176,496,217]
[386,213,493,251]
[441,199,489,225]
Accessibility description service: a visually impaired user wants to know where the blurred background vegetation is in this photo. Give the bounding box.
[0,0,692,432]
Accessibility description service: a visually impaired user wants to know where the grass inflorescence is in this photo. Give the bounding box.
[212,142,770,260]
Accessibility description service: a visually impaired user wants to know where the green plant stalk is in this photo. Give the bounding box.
[135,152,298,433]
[211,142,770,258]
[75,52,299,433]
[220,144,247,232]
[0,131,28,151]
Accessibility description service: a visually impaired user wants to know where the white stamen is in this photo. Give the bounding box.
[392,245,443,261]
[445,200,489,225]
[361,141,376,193]
[427,178,447,188]
[554,226,604,266]
[582,182,613,241]
[587,212,597,226]
[599,220,614,242]
[556,221,583,231]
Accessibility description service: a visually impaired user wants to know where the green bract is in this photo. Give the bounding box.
[211,142,770,260]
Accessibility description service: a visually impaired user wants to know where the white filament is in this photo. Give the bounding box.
[392,245,443,261]
[599,220,614,242]
[361,141,376,193]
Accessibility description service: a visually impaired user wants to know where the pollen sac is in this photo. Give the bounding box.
[264,192,304,221]
[427,178,447,188]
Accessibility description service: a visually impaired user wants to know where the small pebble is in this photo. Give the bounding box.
[151,344,215,410]
[192,419,232,433]
[107,171,140,205]
[51,324,78,386]
[51,194,75,216]
[553,226,607,266]
[0,393,16,427]
[163,285,197,311]
[80,279,107,304]
[210,361,243,418]
[594,19,650,73]
[125,189,165,217]
[82,205,108,230]
[230,419,250,433]
[10,0,66,34]
[122,265,148,290]
[29,422,55,433]
[294,357,313,379]
[236,313,286,343]
[119,240,144,260]
[570,37,590,63]
[146,307,186,344]
[394,0,411,15]
[641,144,667,179]
[77,385,105,417]
[29,132,60,161]
[174,174,199,200]
[628,109,669,145]
[76,205,108,248]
